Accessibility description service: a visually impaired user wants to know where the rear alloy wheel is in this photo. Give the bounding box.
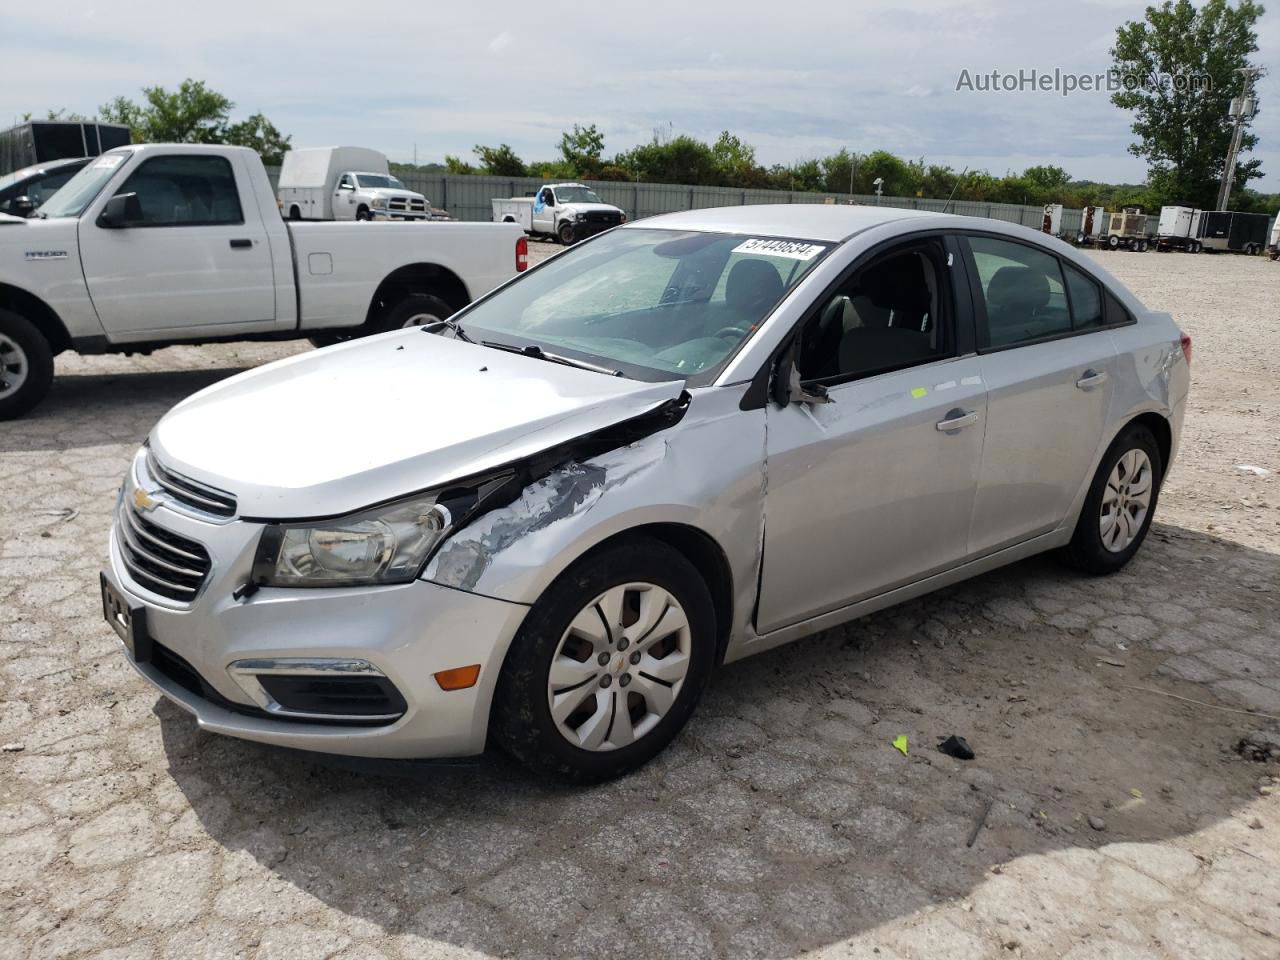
[372,293,456,334]
[0,308,54,421]
[1066,423,1163,574]
[492,538,715,782]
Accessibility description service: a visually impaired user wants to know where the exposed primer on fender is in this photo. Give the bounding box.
[427,437,669,591]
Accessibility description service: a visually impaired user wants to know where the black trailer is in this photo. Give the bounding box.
[0,121,131,176]
[1198,211,1270,255]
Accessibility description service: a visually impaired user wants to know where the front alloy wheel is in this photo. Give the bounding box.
[492,538,715,781]
[548,583,692,751]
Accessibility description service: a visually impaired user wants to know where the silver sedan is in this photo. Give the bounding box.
[103,204,1190,781]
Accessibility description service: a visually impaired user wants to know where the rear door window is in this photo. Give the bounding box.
[966,236,1071,348]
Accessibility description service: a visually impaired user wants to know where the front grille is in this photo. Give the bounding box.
[146,450,236,518]
[115,502,212,603]
[388,197,427,213]
[584,211,622,225]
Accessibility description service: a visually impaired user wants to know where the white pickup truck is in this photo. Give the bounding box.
[492,182,625,245]
[0,144,527,419]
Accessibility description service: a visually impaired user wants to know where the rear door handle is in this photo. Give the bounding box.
[229,238,253,249]
[1076,369,1109,389]
[936,409,979,432]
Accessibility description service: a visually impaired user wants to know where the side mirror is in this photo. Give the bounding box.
[338,182,354,191]
[770,339,833,407]
[98,192,142,228]
[12,196,35,218]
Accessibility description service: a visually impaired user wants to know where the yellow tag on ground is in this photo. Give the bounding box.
[892,735,909,756]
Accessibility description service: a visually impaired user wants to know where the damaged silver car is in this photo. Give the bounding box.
[102,205,1190,781]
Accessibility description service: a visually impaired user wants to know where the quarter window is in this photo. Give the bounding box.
[968,236,1070,348]
[798,239,952,382]
[110,155,243,227]
[1063,263,1104,330]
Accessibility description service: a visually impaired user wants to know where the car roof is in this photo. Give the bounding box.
[629,203,948,243]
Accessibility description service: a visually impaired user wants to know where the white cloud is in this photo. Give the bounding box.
[2,0,1275,188]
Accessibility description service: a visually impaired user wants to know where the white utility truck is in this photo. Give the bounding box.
[492,182,625,244]
[278,146,431,222]
[0,144,527,419]
[1270,217,1279,260]
[1155,205,1204,252]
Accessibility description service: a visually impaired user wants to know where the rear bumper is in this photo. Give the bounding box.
[105,492,529,758]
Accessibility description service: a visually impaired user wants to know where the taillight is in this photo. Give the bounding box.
[1180,332,1192,366]
[516,236,528,273]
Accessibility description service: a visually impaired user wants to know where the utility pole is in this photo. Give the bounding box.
[1216,67,1262,211]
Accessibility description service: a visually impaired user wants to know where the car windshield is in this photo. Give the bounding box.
[555,186,602,204]
[36,152,129,218]
[355,174,402,189]
[456,228,830,383]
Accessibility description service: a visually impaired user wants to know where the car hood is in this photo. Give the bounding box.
[367,189,425,201]
[564,202,622,215]
[150,330,686,519]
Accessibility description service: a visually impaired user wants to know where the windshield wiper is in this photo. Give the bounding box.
[420,318,474,343]
[480,339,622,377]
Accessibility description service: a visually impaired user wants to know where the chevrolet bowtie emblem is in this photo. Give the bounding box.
[133,488,157,511]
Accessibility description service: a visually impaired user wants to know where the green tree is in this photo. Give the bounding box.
[224,113,291,165]
[473,143,527,176]
[1111,0,1266,208]
[97,79,290,161]
[559,123,605,176]
[444,155,476,175]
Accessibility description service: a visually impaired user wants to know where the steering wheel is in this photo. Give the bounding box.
[714,326,748,339]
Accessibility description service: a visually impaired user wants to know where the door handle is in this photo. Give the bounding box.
[936,409,979,432]
[1076,369,1109,389]
[229,238,253,249]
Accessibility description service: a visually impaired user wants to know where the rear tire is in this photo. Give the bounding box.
[0,308,54,421]
[492,538,716,782]
[1065,422,1163,575]
[369,293,456,334]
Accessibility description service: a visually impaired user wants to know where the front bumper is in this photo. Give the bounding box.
[105,460,529,758]
[370,210,428,221]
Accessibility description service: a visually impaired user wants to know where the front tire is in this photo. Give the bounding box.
[557,221,576,245]
[492,538,716,782]
[0,308,55,421]
[1065,422,1163,575]
[356,206,372,222]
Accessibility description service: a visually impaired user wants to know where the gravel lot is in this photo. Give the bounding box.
[1,243,1278,960]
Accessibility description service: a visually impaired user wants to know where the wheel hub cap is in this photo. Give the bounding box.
[0,333,29,400]
[1099,449,1153,553]
[546,582,692,752]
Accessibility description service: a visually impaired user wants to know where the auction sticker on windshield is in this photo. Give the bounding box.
[731,238,826,260]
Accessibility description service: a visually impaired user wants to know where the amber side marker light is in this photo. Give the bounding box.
[435,664,482,691]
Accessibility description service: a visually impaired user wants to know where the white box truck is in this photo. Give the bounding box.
[1040,204,1063,236]
[492,183,625,245]
[278,147,430,222]
[1155,205,1203,252]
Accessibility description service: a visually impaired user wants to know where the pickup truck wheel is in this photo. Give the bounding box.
[558,221,576,245]
[356,206,372,222]
[289,205,302,221]
[373,293,457,334]
[0,308,54,421]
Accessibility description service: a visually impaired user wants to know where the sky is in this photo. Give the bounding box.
[4,0,1277,191]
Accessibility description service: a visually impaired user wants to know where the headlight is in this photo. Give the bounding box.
[575,213,587,222]
[370,196,388,209]
[253,475,513,587]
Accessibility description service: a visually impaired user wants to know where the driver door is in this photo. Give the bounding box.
[757,236,988,632]
[533,188,556,233]
[333,173,356,219]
